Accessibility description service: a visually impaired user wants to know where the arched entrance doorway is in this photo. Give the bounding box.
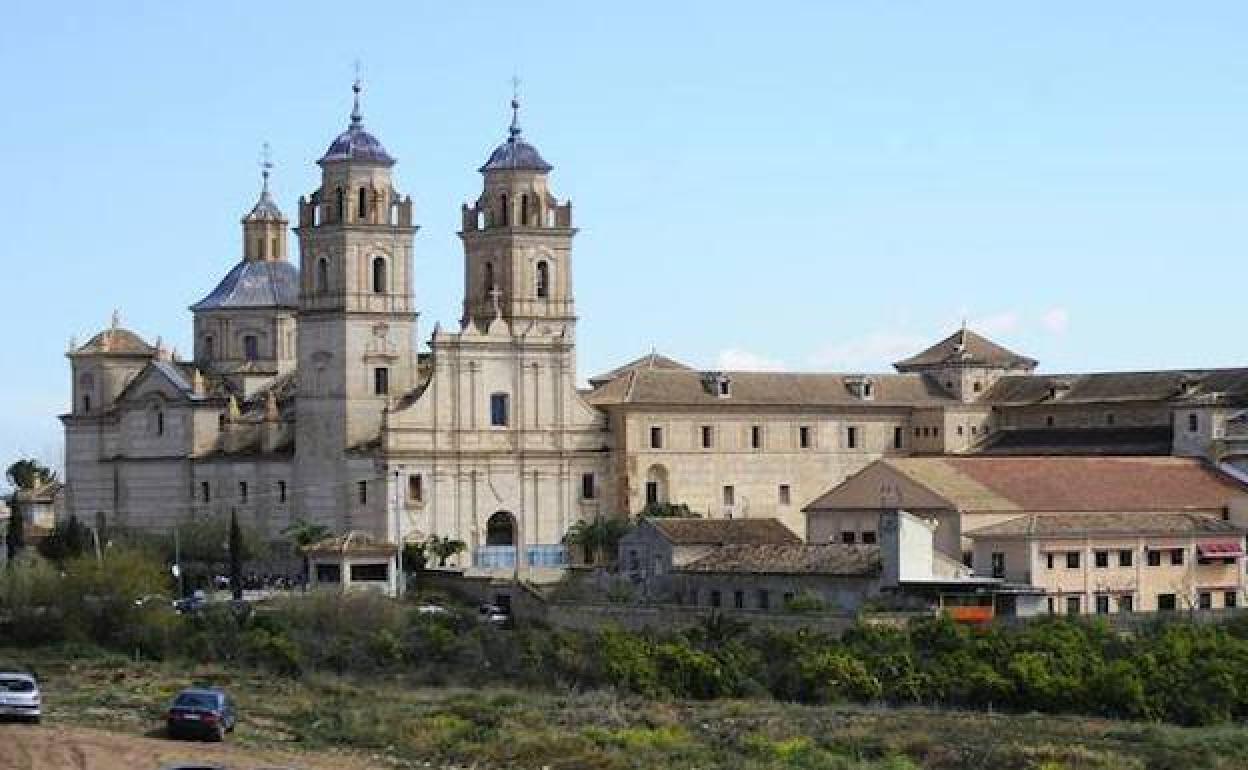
[644,464,669,510]
[486,511,516,546]
[477,511,518,568]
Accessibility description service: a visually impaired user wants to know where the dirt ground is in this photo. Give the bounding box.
[0,724,382,770]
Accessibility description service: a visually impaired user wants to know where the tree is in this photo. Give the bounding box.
[282,517,330,583]
[229,509,244,600]
[640,502,697,519]
[401,541,427,573]
[36,514,88,565]
[4,507,24,566]
[5,459,55,491]
[425,535,467,567]
[564,520,596,565]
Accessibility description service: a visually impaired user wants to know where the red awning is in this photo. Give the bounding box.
[1198,541,1244,558]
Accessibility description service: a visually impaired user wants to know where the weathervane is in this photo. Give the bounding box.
[259,142,273,191]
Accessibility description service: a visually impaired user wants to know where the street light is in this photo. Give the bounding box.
[393,465,404,597]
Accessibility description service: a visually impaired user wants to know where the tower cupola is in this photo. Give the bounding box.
[241,144,288,262]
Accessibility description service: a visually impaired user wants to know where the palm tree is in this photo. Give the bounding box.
[5,459,56,491]
[282,517,330,585]
[426,535,467,567]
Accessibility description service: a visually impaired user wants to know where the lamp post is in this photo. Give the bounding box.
[393,465,404,597]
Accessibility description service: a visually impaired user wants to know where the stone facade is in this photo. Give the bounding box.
[59,84,1248,580]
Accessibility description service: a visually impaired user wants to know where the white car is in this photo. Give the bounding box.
[0,672,41,723]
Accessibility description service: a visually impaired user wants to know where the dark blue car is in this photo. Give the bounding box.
[165,688,236,741]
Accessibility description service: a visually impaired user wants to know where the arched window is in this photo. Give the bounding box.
[203,335,214,360]
[521,194,529,225]
[486,511,516,546]
[358,187,368,220]
[155,409,164,436]
[499,194,509,226]
[334,188,345,221]
[372,256,387,293]
[271,236,278,258]
[83,395,91,413]
[316,258,329,293]
[256,237,264,259]
[483,262,495,298]
[243,335,259,361]
[536,260,549,299]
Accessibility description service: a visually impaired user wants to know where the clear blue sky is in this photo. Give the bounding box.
[3,2,1246,473]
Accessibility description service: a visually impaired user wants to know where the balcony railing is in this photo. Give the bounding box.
[473,544,569,569]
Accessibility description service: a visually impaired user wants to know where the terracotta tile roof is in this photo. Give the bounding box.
[968,511,1244,539]
[586,369,953,407]
[865,456,1247,514]
[894,327,1036,371]
[648,517,801,546]
[73,327,154,356]
[680,543,880,575]
[978,426,1174,456]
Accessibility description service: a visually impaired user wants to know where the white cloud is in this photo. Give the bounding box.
[716,348,787,371]
[807,331,929,371]
[1041,306,1070,334]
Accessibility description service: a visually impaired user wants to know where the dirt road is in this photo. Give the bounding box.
[0,724,381,770]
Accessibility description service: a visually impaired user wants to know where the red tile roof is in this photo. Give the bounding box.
[647,517,801,546]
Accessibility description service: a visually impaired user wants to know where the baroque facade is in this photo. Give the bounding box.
[60,84,1248,576]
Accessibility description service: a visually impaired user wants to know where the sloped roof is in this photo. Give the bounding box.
[585,369,954,407]
[811,456,1248,515]
[681,543,880,575]
[894,327,1036,371]
[588,352,693,388]
[647,517,801,546]
[979,426,1174,456]
[969,511,1243,539]
[985,368,1248,407]
[304,530,396,556]
[74,327,154,356]
[190,259,299,311]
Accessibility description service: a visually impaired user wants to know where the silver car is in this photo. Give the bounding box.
[0,672,41,723]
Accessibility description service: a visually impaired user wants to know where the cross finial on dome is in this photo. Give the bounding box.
[509,74,522,140]
[111,309,121,330]
[259,141,273,193]
[351,60,364,126]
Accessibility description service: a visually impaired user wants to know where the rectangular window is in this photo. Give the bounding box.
[701,425,713,449]
[357,480,368,505]
[991,552,1005,578]
[893,426,903,450]
[490,393,510,426]
[841,531,856,544]
[1119,595,1134,613]
[1147,549,1162,567]
[581,472,595,500]
[1171,548,1185,566]
[1047,597,1055,615]
[1094,550,1108,568]
[645,481,659,506]
[373,367,389,395]
[750,425,762,449]
[239,481,248,502]
[408,474,423,503]
[722,485,735,506]
[1199,591,1213,610]
[861,531,877,544]
[778,484,791,506]
[1096,595,1110,614]
[1066,596,1081,615]
[1118,549,1133,567]
[799,425,812,449]
[200,481,210,503]
[278,480,287,503]
[1189,413,1199,433]
[1046,552,1055,569]
[316,564,342,583]
[757,590,770,610]
[710,590,722,608]
[350,563,389,582]
[1157,593,1177,611]
[846,426,858,449]
[734,590,745,609]
[649,425,663,448]
[1226,591,1238,609]
[1066,551,1080,569]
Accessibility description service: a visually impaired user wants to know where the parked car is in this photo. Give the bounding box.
[173,590,208,614]
[478,603,511,627]
[415,604,448,615]
[0,671,40,723]
[165,687,236,741]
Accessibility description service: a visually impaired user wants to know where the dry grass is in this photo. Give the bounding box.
[5,646,1248,770]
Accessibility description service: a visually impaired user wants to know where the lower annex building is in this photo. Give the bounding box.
[60,83,1248,581]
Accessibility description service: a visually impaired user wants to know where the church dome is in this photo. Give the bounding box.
[75,325,154,356]
[318,80,394,166]
[190,260,299,311]
[479,98,552,173]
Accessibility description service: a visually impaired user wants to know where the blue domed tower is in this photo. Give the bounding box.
[190,151,299,393]
[293,79,418,531]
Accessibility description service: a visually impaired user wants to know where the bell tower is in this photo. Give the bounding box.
[293,79,418,529]
[459,92,576,330]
